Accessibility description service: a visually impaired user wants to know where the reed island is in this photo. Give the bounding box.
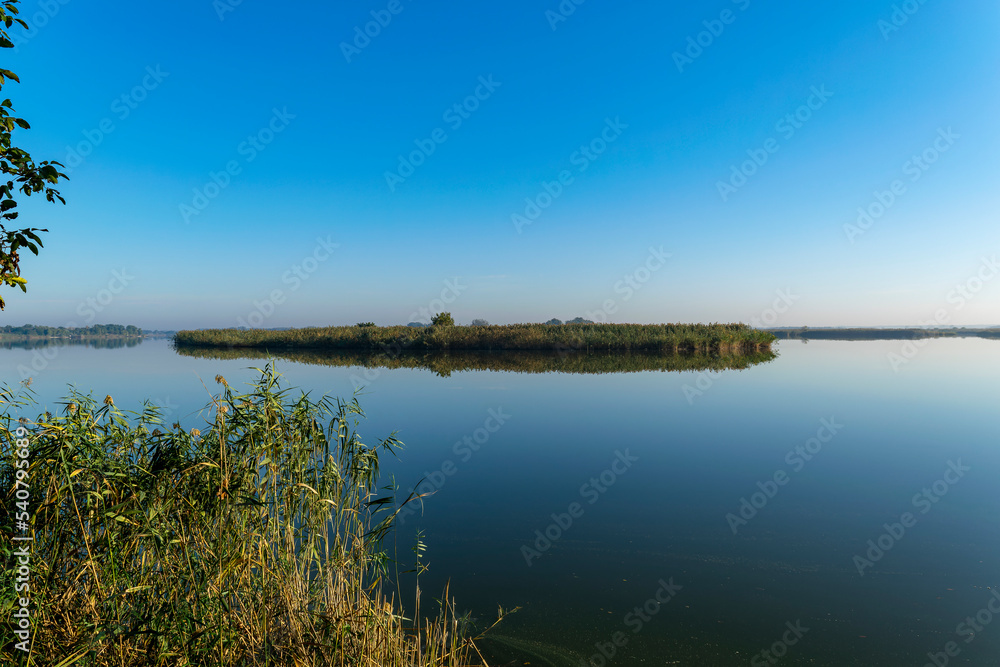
[173,320,776,354]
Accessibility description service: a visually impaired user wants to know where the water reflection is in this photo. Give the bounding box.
[1,337,144,350]
[4,338,999,664]
[172,345,777,376]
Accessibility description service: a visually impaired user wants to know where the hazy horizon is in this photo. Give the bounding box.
[4,321,1000,333]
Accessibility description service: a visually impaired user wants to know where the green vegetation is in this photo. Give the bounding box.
[175,322,775,354]
[175,347,777,377]
[0,367,505,665]
[0,0,68,310]
[430,312,454,327]
[1,324,143,339]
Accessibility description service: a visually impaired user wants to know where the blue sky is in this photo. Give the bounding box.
[4,0,998,329]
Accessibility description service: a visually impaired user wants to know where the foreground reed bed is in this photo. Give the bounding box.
[174,322,775,354]
[0,366,503,666]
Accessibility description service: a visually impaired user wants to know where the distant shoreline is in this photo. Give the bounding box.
[0,334,145,340]
[0,324,145,341]
[173,323,776,354]
[767,327,1000,341]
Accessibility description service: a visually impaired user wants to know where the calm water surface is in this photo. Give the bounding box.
[3,337,999,665]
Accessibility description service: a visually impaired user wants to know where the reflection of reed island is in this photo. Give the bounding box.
[174,346,778,377]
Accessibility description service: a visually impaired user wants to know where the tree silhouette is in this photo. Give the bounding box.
[0,0,68,310]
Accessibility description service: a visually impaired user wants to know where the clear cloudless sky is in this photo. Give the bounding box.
[3,0,999,329]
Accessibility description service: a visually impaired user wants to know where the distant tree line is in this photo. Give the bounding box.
[1,324,143,338]
[404,317,595,327]
[769,327,1000,341]
[544,317,594,325]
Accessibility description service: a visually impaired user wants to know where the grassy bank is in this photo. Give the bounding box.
[174,323,775,354]
[175,346,778,376]
[0,367,502,665]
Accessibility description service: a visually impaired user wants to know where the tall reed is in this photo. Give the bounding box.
[0,366,499,666]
